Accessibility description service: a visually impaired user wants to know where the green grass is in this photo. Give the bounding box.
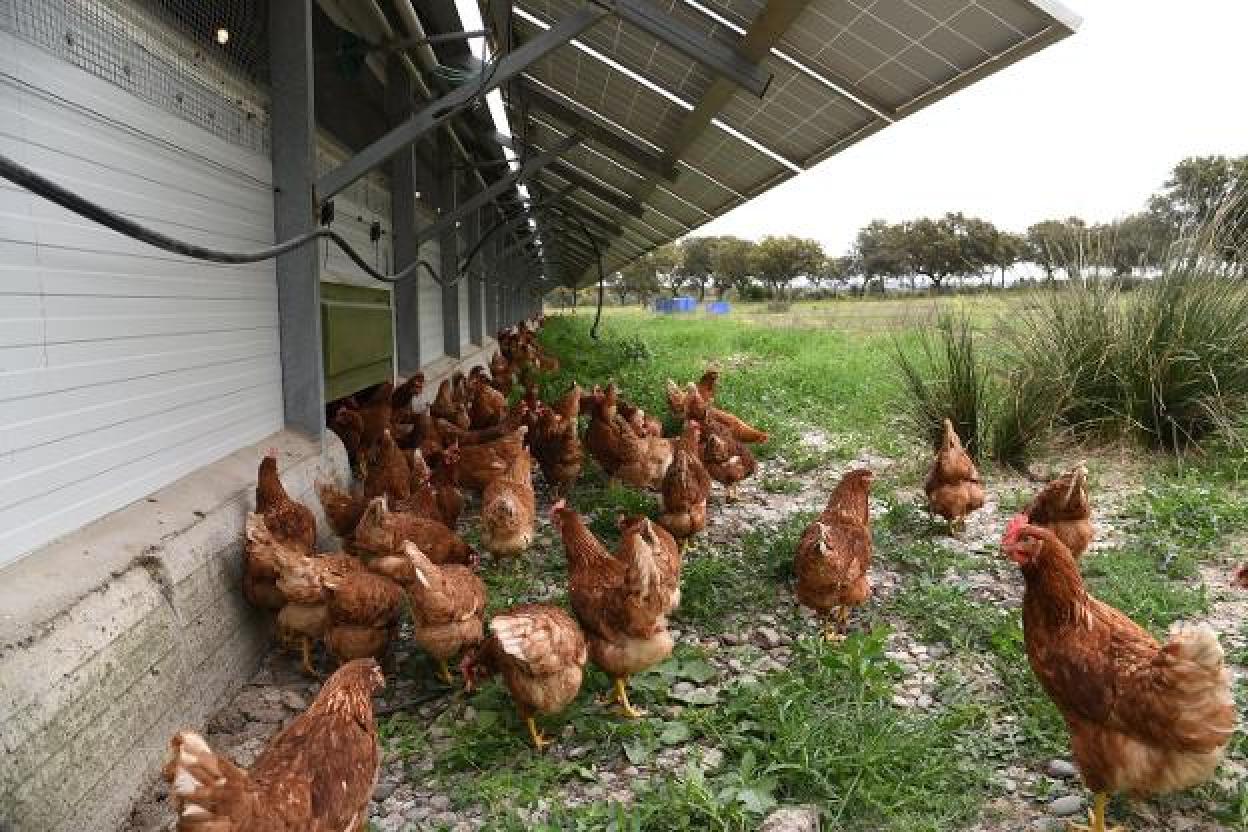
[539,313,910,460]
[374,304,1248,832]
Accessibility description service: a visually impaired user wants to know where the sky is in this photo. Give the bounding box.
[696,0,1248,256]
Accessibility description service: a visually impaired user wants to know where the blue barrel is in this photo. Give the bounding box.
[706,301,731,315]
[656,296,698,314]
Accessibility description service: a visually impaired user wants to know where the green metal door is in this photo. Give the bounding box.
[320,282,394,402]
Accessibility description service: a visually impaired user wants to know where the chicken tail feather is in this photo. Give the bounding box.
[164,731,250,830]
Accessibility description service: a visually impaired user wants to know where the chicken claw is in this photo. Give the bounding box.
[435,657,454,686]
[823,606,850,642]
[299,638,322,678]
[524,716,551,751]
[611,676,647,718]
[1069,793,1123,832]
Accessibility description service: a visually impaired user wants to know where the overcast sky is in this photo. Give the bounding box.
[696,0,1248,256]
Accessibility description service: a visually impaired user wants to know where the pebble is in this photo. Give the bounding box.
[760,806,820,832]
[671,681,696,697]
[429,794,452,812]
[280,690,307,711]
[372,781,398,802]
[1046,759,1077,779]
[748,628,778,653]
[1047,795,1085,817]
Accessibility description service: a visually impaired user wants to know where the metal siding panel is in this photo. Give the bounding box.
[458,278,472,350]
[0,33,283,566]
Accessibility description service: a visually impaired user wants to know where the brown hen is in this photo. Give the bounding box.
[1003,519,1235,832]
[1024,464,1093,559]
[658,421,712,547]
[399,542,486,684]
[924,418,985,535]
[795,469,874,639]
[481,450,537,560]
[461,604,588,750]
[551,500,673,719]
[163,658,384,832]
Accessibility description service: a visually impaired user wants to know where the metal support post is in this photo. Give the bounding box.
[269,0,324,437]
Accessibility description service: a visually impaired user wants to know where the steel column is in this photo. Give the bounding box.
[467,206,484,346]
[269,0,323,437]
[386,55,422,374]
[316,4,608,201]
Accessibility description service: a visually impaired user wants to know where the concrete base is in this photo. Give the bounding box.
[0,348,498,832]
[0,431,351,832]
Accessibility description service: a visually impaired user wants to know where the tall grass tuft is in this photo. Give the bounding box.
[894,312,990,460]
[1006,217,1248,453]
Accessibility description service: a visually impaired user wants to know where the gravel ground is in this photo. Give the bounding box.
[124,438,1245,831]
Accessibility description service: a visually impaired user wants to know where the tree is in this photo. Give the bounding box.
[987,229,1026,288]
[898,213,996,292]
[676,237,715,301]
[1026,218,1088,281]
[618,255,662,306]
[710,236,754,298]
[1148,155,1248,273]
[812,255,853,294]
[609,272,631,305]
[749,235,824,299]
[650,243,683,297]
[855,220,910,293]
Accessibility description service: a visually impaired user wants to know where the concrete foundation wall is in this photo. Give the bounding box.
[0,345,499,832]
[0,432,350,832]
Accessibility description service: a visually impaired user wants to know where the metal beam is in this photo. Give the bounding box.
[658,0,810,170]
[598,0,771,98]
[316,4,608,201]
[413,134,580,250]
[518,81,678,181]
[460,183,579,270]
[269,0,324,437]
[546,158,645,218]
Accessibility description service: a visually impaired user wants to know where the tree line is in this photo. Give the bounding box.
[603,155,1248,304]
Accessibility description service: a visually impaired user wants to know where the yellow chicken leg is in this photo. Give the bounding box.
[823,606,848,641]
[726,484,739,503]
[299,638,321,678]
[524,715,550,751]
[1069,793,1123,832]
[435,657,454,686]
[612,676,646,718]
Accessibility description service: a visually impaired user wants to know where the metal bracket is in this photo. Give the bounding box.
[316,3,608,201]
[595,0,772,98]
[412,134,581,250]
[518,81,678,181]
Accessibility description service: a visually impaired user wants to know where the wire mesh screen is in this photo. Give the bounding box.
[0,0,271,153]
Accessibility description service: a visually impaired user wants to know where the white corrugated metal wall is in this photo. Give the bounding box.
[316,134,394,292]
[416,203,444,364]
[0,30,283,565]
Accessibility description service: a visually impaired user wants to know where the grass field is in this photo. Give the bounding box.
[556,294,1024,333]
[374,300,1248,831]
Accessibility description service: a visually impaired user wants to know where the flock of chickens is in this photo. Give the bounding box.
[158,318,1236,832]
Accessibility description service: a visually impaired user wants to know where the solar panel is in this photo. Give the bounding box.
[501,0,1079,286]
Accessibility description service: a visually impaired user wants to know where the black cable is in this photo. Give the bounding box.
[0,152,443,286]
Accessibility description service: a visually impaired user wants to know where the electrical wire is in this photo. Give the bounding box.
[0,152,444,286]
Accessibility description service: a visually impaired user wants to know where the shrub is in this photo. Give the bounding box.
[1007,274,1248,452]
[893,312,991,460]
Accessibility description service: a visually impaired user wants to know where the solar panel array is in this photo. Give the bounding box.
[498,0,1078,286]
